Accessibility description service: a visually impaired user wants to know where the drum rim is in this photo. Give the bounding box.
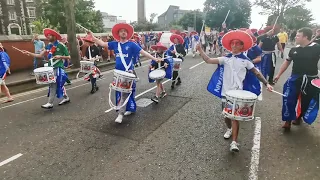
[80,61,94,64]
[113,69,137,78]
[34,67,54,73]
[226,90,257,100]
[149,69,166,78]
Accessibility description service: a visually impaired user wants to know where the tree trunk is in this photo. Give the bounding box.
[64,0,80,68]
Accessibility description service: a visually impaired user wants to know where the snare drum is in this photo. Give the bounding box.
[111,70,137,93]
[80,61,94,73]
[149,69,166,80]
[223,90,257,121]
[34,67,56,85]
[173,58,182,71]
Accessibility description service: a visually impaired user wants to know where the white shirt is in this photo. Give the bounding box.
[218,56,255,96]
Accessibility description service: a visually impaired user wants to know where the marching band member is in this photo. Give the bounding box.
[167,33,186,89]
[88,23,162,124]
[274,28,320,130]
[0,50,13,103]
[148,42,172,103]
[23,28,70,109]
[83,35,102,94]
[181,32,189,54]
[244,29,263,70]
[197,30,273,152]
[190,31,199,58]
[132,34,142,67]
[258,27,283,84]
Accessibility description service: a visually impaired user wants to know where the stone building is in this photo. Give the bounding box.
[158,5,189,29]
[0,0,37,35]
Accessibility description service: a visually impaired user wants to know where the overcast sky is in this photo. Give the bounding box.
[94,0,320,28]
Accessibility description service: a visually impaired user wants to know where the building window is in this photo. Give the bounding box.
[27,7,36,18]
[7,0,14,5]
[164,16,167,21]
[9,12,16,20]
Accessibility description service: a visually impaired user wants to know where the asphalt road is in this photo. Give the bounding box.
[1,48,320,180]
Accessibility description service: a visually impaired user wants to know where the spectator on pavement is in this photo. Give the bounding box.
[31,34,45,75]
[277,29,288,58]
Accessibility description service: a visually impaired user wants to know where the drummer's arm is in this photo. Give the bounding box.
[26,49,46,58]
[92,36,108,48]
[252,56,261,64]
[250,68,269,86]
[140,50,161,61]
[197,44,219,64]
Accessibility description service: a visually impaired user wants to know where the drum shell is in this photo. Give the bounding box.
[80,61,94,73]
[173,58,182,71]
[111,70,136,93]
[223,91,257,121]
[34,67,56,85]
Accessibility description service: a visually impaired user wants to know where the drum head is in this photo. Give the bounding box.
[226,90,257,99]
[149,69,166,78]
[311,79,320,89]
[114,69,136,78]
[34,67,54,73]
[173,58,182,62]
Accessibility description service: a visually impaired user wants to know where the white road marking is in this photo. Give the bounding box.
[258,82,263,101]
[248,117,262,180]
[105,79,171,113]
[0,153,23,167]
[189,61,205,69]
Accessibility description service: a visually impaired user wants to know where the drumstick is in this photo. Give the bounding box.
[272,16,279,30]
[12,46,25,53]
[223,10,230,23]
[271,90,286,97]
[76,23,91,32]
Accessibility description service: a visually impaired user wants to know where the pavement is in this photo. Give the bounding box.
[1,49,320,180]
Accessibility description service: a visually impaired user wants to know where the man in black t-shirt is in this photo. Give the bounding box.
[274,27,320,130]
[259,30,283,84]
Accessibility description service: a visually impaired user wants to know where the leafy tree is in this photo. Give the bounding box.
[150,13,158,23]
[254,0,311,25]
[177,10,204,32]
[283,5,313,30]
[204,0,251,30]
[131,20,159,31]
[34,0,104,33]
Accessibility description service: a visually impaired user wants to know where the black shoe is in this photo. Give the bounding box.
[139,62,142,66]
[176,79,181,85]
[151,96,159,103]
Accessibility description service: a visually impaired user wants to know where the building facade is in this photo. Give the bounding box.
[158,5,189,28]
[137,0,146,23]
[0,0,37,35]
[101,12,126,31]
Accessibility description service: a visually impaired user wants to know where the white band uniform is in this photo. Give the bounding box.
[34,67,56,85]
[223,90,257,121]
